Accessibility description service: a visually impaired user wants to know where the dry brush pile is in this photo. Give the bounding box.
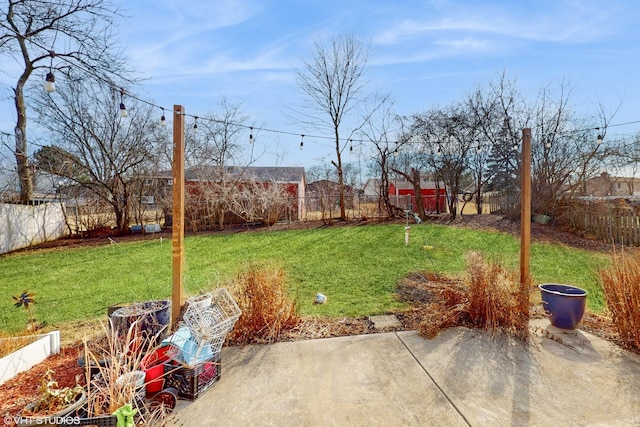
[227,264,301,345]
[401,251,530,341]
[600,249,640,352]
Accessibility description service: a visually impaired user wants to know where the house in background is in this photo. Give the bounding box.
[362,178,382,198]
[388,177,447,212]
[305,179,356,211]
[582,172,640,197]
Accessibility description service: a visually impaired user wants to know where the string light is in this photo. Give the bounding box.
[193,116,198,133]
[119,89,128,117]
[44,71,55,93]
[349,139,353,152]
[160,108,166,126]
[545,138,552,149]
[25,27,640,156]
[249,127,254,144]
[300,134,304,151]
[44,50,56,93]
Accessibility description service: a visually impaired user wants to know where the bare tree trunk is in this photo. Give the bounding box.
[14,69,34,202]
[336,149,346,220]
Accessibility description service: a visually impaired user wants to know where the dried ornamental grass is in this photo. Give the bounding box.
[414,253,529,340]
[600,250,640,351]
[227,264,300,345]
[409,275,469,339]
[466,251,529,340]
[82,320,174,426]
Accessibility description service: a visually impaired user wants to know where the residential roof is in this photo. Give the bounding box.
[159,166,306,183]
[391,180,444,190]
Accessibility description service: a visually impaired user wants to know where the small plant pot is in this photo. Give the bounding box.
[18,389,87,424]
[532,214,551,225]
[141,346,171,394]
[109,300,171,350]
[149,387,178,413]
[539,283,588,330]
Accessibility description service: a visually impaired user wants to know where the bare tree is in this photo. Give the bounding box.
[529,80,607,215]
[1,0,131,203]
[465,74,528,213]
[183,99,250,230]
[600,134,640,193]
[305,163,339,221]
[361,99,407,217]
[230,178,292,226]
[296,34,373,220]
[33,81,163,233]
[404,104,477,219]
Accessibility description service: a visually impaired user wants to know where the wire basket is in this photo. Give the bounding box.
[182,288,241,343]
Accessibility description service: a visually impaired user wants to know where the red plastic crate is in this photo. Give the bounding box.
[164,354,221,401]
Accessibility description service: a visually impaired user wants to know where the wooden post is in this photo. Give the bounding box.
[172,105,186,326]
[520,128,532,314]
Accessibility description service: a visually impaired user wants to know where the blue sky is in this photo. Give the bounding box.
[3,0,640,171]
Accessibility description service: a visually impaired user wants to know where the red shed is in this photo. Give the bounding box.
[389,178,447,212]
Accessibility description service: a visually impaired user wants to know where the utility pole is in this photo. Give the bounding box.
[172,105,186,326]
[520,128,532,313]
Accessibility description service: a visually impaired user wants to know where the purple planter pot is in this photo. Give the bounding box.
[539,283,588,330]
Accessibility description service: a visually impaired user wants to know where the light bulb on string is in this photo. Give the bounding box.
[44,71,55,93]
[43,50,56,93]
[119,89,128,118]
[349,139,353,153]
[545,138,552,149]
[249,127,254,144]
[300,134,304,151]
[193,116,199,133]
[160,108,166,126]
[596,134,604,144]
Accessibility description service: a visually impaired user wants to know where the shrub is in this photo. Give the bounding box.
[227,264,300,345]
[599,250,640,351]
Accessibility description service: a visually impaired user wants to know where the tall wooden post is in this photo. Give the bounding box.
[520,128,532,313]
[172,105,186,326]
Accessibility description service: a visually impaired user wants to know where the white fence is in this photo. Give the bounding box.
[0,202,67,254]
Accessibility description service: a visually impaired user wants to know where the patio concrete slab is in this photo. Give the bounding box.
[170,332,467,426]
[169,319,640,426]
[397,318,640,426]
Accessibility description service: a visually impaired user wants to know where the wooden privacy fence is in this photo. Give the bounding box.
[484,192,520,216]
[565,200,640,247]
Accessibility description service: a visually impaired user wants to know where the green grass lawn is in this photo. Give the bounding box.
[0,223,610,333]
